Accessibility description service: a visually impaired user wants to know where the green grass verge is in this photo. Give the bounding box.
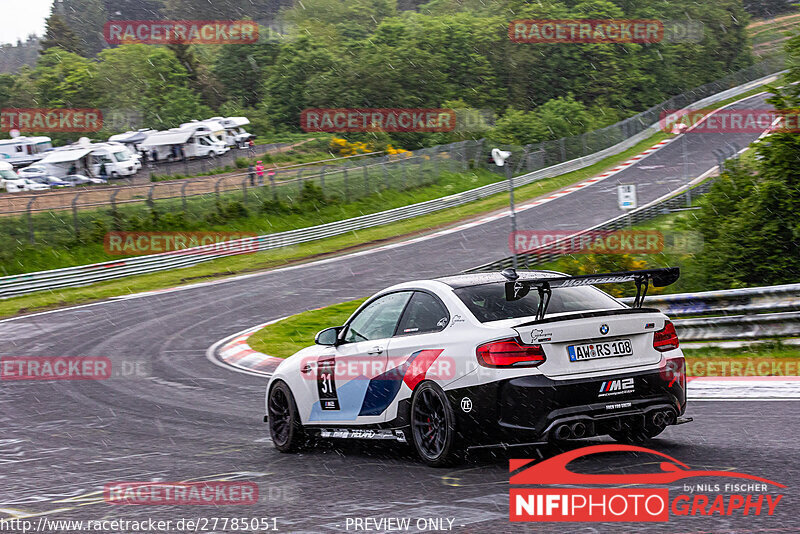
[249,298,367,358]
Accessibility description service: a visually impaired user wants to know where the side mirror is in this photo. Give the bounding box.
[315,326,342,346]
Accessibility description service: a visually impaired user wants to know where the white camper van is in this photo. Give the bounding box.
[220,117,253,147]
[0,136,53,166]
[180,120,230,152]
[140,127,228,161]
[38,142,138,179]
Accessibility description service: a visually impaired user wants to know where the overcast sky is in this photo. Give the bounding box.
[0,0,52,45]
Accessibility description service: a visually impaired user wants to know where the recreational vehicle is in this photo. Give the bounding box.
[0,136,53,166]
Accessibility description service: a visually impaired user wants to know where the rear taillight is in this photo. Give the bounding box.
[476,338,546,368]
[653,321,679,352]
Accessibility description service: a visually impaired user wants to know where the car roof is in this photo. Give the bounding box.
[435,270,565,289]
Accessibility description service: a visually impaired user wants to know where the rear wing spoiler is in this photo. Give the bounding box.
[501,267,680,321]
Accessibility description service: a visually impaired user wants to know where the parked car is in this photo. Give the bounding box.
[62,174,107,186]
[17,165,50,180]
[31,176,73,188]
[2,178,50,192]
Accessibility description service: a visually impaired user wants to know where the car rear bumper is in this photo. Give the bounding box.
[445,364,686,446]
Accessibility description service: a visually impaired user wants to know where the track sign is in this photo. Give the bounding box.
[617,184,637,210]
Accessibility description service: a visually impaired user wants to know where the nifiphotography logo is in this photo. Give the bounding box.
[509,444,784,522]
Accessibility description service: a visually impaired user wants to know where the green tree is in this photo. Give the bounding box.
[95,44,210,129]
[213,40,280,107]
[689,30,800,288]
[29,48,99,107]
[61,0,108,56]
[40,14,85,56]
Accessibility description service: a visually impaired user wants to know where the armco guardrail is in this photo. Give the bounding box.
[673,311,800,341]
[621,283,800,318]
[0,68,785,299]
[619,284,800,341]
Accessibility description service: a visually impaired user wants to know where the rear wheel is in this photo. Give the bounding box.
[268,381,305,452]
[410,382,462,467]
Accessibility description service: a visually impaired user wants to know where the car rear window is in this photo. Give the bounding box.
[454,284,623,323]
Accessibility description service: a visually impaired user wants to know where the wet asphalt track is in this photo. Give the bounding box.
[1,92,797,533]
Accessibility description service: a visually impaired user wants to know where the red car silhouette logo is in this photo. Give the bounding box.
[510,444,785,487]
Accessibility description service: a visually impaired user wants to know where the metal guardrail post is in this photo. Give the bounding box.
[181,181,189,211]
[72,193,80,238]
[320,165,328,192]
[26,197,36,245]
[343,167,349,202]
[215,177,224,204]
[110,189,122,229]
[382,162,389,191]
[242,177,248,207]
[270,172,277,201]
[147,185,155,209]
[296,169,305,196]
[363,163,369,196]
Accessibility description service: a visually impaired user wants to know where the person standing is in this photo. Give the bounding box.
[248,163,256,186]
[256,161,265,185]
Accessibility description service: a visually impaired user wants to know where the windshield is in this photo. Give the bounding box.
[454,284,624,323]
[0,169,18,180]
[113,151,128,162]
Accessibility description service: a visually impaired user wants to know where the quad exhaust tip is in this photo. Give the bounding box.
[571,422,587,439]
[554,424,571,440]
[652,410,676,427]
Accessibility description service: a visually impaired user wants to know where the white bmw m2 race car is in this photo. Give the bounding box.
[265,267,690,466]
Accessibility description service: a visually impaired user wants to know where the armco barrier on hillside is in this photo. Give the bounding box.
[0,63,785,299]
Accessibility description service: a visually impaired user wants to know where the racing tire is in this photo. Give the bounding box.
[410,382,463,467]
[268,381,306,453]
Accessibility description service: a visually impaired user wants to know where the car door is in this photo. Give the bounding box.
[303,291,413,426]
[383,291,452,422]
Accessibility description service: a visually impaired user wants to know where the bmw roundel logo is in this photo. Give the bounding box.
[460,397,473,413]
[600,324,609,335]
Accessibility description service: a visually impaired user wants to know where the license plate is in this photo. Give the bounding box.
[568,339,633,362]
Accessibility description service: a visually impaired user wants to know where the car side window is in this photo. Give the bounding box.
[396,291,450,336]
[343,292,412,343]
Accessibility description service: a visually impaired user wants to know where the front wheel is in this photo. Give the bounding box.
[267,381,305,452]
[410,382,463,467]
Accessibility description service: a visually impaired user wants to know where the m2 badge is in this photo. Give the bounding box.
[317,358,340,410]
